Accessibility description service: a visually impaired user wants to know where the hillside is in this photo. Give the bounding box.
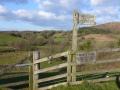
[83,34,116,42]
[0,22,120,52]
[94,22,120,32]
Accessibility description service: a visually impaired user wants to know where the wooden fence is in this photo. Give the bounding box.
[1,48,120,90]
[29,48,120,90]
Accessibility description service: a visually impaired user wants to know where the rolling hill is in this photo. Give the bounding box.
[0,22,120,51]
[94,22,120,32]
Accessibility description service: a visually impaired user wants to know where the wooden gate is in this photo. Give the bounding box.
[30,51,69,90]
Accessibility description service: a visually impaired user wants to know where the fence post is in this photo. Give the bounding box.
[67,51,72,84]
[29,51,40,90]
[71,52,76,83]
[29,52,32,90]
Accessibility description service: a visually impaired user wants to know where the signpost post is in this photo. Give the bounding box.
[71,10,96,83]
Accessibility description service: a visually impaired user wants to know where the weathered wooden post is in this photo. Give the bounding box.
[67,51,72,84]
[72,10,79,52]
[71,10,79,83]
[71,10,96,83]
[29,51,40,90]
[29,52,32,90]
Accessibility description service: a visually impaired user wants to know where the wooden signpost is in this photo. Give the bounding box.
[71,10,96,83]
[79,14,96,25]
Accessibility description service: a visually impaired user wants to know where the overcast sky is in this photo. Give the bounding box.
[0,0,120,31]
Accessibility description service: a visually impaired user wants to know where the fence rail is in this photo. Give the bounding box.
[37,73,67,83]
[0,73,28,79]
[34,51,68,64]
[0,80,29,87]
[96,48,120,53]
[77,68,120,76]
[34,63,67,74]
[94,58,120,64]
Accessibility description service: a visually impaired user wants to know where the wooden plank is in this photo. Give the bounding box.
[76,52,96,64]
[77,68,120,76]
[37,73,67,83]
[38,82,67,90]
[0,73,28,79]
[34,52,68,64]
[94,58,120,64]
[34,63,67,74]
[77,58,120,65]
[78,48,120,55]
[15,63,32,67]
[96,48,120,53]
[0,80,29,87]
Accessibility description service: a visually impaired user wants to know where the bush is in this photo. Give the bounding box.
[79,40,93,51]
[117,39,120,47]
[107,41,116,48]
[10,40,32,50]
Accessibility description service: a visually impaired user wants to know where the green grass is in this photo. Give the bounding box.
[0,51,28,64]
[0,33,24,46]
[51,81,119,90]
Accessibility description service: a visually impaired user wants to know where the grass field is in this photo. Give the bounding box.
[0,51,28,64]
[51,81,119,90]
[0,33,24,46]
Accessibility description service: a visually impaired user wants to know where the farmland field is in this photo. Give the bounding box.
[0,33,24,46]
[0,51,28,64]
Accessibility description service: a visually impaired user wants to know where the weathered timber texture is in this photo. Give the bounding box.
[0,80,29,87]
[37,73,67,83]
[34,63,67,74]
[34,51,68,64]
[29,51,40,90]
[67,51,72,84]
